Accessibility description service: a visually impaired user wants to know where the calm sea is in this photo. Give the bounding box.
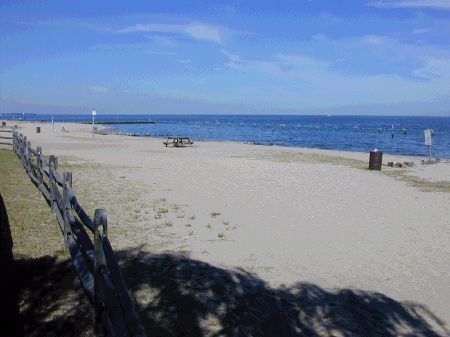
[3,114,450,158]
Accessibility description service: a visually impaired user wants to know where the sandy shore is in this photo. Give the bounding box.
[5,121,450,332]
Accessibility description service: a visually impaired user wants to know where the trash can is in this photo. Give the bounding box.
[1,121,5,127]
[36,126,41,133]
[369,150,383,170]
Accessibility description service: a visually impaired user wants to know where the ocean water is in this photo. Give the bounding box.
[3,114,450,158]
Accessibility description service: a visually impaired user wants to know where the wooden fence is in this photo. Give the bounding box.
[12,130,147,337]
[0,128,13,146]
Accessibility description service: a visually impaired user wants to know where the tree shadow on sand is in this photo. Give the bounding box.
[1,192,448,336]
[118,248,448,337]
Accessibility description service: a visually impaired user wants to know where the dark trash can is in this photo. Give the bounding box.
[36,126,41,133]
[369,151,383,170]
[1,121,5,127]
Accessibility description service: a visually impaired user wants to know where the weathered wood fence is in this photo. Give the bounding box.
[0,128,13,146]
[12,130,147,337]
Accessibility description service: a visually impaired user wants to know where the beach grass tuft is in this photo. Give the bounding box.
[158,207,169,214]
[210,211,221,218]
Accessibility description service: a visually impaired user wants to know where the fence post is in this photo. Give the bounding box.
[12,130,16,153]
[49,155,57,213]
[37,146,43,183]
[94,209,108,335]
[62,172,73,249]
[26,141,32,168]
[23,136,27,157]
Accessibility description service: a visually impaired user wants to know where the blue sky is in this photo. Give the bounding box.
[1,0,449,115]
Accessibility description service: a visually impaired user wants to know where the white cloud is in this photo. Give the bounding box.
[312,33,327,41]
[413,28,431,34]
[368,1,450,9]
[117,22,223,44]
[89,86,108,93]
[173,59,192,64]
[217,42,450,109]
[361,35,391,45]
[413,58,450,80]
[146,50,177,56]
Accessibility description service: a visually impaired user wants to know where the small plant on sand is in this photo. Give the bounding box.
[188,230,194,236]
[54,247,67,257]
[189,215,196,220]
[158,207,169,214]
[206,223,212,229]
[154,213,162,219]
[185,223,192,227]
[210,211,221,218]
[164,221,173,227]
[217,232,225,239]
[176,213,185,219]
[222,220,230,226]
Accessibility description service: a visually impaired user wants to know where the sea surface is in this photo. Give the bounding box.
[2,114,450,158]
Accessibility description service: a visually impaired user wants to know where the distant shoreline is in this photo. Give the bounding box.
[3,119,448,159]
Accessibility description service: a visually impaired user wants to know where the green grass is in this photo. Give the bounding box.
[0,149,65,258]
[210,211,221,218]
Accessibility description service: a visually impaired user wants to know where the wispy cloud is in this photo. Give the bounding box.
[413,28,431,34]
[173,59,192,64]
[368,1,450,10]
[89,85,108,93]
[117,22,223,44]
[221,50,330,78]
[146,50,177,56]
[217,41,450,109]
[145,34,177,47]
[361,35,392,45]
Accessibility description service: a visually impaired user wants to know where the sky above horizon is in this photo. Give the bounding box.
[1,0,449,116]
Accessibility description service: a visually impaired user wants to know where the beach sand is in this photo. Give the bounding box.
[6,121,450,334]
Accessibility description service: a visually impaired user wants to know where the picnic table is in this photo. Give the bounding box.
[163,137,194,147]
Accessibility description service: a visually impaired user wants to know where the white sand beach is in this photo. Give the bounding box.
[7,121,450,333]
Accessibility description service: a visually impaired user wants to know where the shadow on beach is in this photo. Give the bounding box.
[0,194,93,337]
[1,194,448,336]
[118,249,447,337]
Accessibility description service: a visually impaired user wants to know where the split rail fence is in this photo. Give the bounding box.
[11,129,147,337]
[0,127,13,146]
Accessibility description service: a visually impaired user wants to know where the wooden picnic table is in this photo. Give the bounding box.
[163,137,194,147]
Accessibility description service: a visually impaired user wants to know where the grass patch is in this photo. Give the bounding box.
[210,211,221,218]
[0,149,64,258]
[381,170,450,193]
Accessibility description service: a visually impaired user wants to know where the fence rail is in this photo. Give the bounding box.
[0,128,13,146]
[12,130,147,337]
